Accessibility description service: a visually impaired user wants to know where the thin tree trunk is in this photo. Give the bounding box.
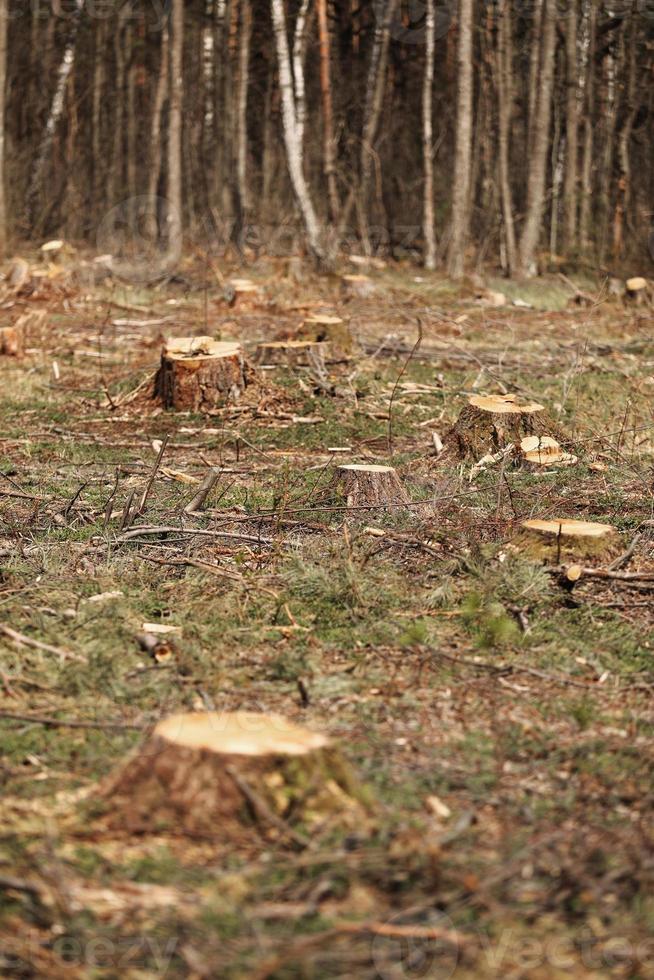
[109,10,127,206]
[526,0,543,157]
[271,0,325,262]
[579,0,596,252]
[126,24,138,224]
[91,18,106,215]
[422,0,436,269]
[146,25,169,241]
[236,0,252,215]
[496,0,516,275]
[26,0,84,226]
[517,0,557,276]
[562,0,579,253]
[613,15,637,260]
[292,0,311,149]
[317,0,339,221]
[0,0,8,255]
[167,0,184,264]
[447,0,474,279]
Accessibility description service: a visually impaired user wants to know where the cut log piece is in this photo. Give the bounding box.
[329,464,410,513]
[155,337,248,412]
[515,518,620,561]
[254,340,329,369]
[299,314,353,355]
[96,711,366,841]
[449,393,567,460]
[341,274,375,299]
[519,436,578,468]
[625,276,648,303]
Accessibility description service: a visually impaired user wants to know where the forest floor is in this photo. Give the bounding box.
[0,253,653,979]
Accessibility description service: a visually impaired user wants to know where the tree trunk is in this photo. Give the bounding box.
[271,0,325,263]
[422,0,436,270]
[496,0,516,275]
[292,0,311,149]
[26,0,84,227]
[317,0,339,221]
[526,0,544,157]
[446,0,474,279]
[167,0,184,265]
[578,0,596,253]
[236,0,252,216]
[0,0,8,256]
[517,0,557,276]
[145,26,169,241]
[562,0,579,254]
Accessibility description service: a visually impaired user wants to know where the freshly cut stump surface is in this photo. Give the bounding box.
[97,711,365,842]
[254,340,329,369]
[449,393,567,460]
[155,337,248,412]
[515,519,620,562]
[520,436,578,468]
[329,464,410,513]
[299,314,352,354]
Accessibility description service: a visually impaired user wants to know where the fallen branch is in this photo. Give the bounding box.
[0,709,143,730]
[0,624,86,664]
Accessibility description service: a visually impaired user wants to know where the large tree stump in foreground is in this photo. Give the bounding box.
[329,464,410,513]
[515,519,620,562]
[450,393,566,460]
[155,337,248,412]
[97,711,365,842]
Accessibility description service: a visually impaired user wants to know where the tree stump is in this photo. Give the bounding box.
[254,340,329,369]
[0,325,23,356]
[329,463,410,513]
[625,277,649,304]
[224,278,261,308]
[515,519,620,562]
[449,393,566,460]
[519,436,578,469]
[96,711,366,841]
[341,274,375,299]
[155,337,248,412]
[299,314,353,355]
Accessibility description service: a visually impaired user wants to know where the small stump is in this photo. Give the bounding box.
[341,274,375,299]
[449,393,566,460]
[0,324,23,356]
[330,463,410,513]
[96,711,365,842]
[515,519,620,562]
[625,277,649,304]
[224,278,261,308]
[299,314,353,356]
[254,340,329,369]
[155,337,248,412]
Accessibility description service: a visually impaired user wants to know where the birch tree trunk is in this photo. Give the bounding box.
[271,0,326,263]
[422,0,436,270]
[0,0,8,256]
[517,0,557,276]
[496,0,516,275]
[167,0,184,265]
[317,0,339,221]
[26,0,84,225]
[562,0,578,254]
[292,0,311,149]
[446,0,474,279]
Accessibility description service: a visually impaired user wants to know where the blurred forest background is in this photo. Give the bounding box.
[0,0,653,276]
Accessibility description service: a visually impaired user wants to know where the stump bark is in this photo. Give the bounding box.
[299,314,352,355]
[515,518,620,562]
[329,464,410,513]
[97,711,365,841]
[254,340,329,369]
[155,337,248,412]
[449,393,566,460]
